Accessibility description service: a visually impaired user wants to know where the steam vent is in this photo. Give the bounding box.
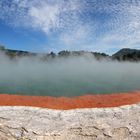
[0,0,140,139]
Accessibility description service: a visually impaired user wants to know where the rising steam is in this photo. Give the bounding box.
[0,51,140,97]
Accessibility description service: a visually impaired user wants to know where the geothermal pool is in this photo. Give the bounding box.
[0,57,140,96]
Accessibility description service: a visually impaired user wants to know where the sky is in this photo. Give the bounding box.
[0,0,140,54]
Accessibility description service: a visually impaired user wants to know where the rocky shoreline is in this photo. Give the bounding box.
[0,104,139,140]
[0,92,139,139]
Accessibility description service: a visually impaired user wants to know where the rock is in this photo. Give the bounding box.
[0,104,139,139]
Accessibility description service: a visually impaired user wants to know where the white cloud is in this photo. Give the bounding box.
[28,1,60,33]
[89,1,140,52]
[0,0,140,53]
[60,25,90,46]
[0,0,82,33]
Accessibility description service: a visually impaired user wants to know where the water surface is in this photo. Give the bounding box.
[0,56,140,96]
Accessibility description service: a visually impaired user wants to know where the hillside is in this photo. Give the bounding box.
[112,48,140,61]
[0,45,140,61]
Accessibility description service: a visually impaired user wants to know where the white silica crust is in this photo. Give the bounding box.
[0,104,139,139]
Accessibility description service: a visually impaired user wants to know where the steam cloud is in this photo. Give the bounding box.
[0,52,140,97]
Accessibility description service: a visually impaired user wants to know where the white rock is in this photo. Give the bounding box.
[0,104,139,139]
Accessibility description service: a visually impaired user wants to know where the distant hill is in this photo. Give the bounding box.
[0,45,110,60]
[0,45,37,58]
[0,45,140,61]
[58,50,109,60]
[112,48,140,61]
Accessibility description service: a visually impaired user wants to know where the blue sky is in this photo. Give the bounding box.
[0,0,140,54]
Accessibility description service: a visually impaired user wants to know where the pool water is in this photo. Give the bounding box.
[0,57,140,96]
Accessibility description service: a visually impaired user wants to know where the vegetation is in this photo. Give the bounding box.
[0,44,140,61]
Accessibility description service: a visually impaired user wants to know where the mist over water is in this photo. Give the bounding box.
[0,52,140,97]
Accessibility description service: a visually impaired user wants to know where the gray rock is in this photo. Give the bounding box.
[0,104,139,140]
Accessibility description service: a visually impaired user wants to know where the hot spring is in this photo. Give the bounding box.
[0,54,140,97]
